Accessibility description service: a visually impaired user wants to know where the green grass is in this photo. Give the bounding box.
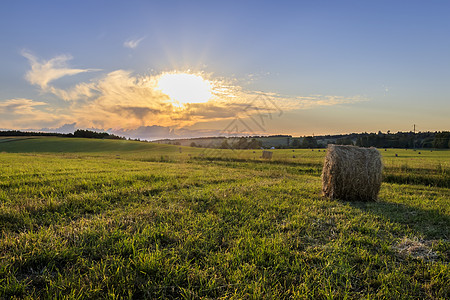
[0,138,449,299]
[0,137,176,153]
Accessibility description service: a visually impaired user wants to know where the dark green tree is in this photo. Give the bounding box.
[302,137,317,148]
[433,132,450,148]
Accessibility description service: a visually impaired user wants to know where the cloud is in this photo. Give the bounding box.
[22,50,99,93]
[39,122,77,134]
[0,98,67,128]
[123,37,145,49]
[173,102,262,122]
[292,94,367,109]
[0,98,46,114]
[65,70,175,129]
[111,125,173,140]
[49,82,97,101]
[243,93,368,114]
[15,52,367,133]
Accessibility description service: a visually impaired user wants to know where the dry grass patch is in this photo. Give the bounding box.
[394,237,438,261]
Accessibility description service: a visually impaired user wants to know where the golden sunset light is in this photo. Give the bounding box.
[1,2,449,298]
[157,72,214,105]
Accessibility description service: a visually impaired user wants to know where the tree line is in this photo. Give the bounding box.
[0,130,124,140]
[190,137,263,149]
[287,131,450,149]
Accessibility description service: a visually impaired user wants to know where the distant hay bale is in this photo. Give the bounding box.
[321,144,383,201]
[262,151,273,159]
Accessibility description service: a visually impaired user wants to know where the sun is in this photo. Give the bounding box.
[157,72,214,105]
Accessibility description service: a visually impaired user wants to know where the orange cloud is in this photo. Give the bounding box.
[0,98,68,128]
[17,53,367,130]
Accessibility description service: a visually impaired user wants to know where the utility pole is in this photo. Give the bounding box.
[413,124,416,150]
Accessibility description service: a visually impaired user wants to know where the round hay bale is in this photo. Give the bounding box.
[321,144,383,201]
[262,151,273,159]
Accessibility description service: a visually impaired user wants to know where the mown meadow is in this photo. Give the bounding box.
[0,137,449,299]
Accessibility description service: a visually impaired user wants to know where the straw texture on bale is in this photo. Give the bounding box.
[321,144,383,201]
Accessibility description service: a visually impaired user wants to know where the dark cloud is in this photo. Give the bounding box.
[110,106,162,120]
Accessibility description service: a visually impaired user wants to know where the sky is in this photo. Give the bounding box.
[0,0,449,139]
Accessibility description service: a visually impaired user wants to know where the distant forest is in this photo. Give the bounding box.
[0,129,124,140]
[163,131,450,149]
[289,131,450,149]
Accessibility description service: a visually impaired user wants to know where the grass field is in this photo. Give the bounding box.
[0,137,449,299]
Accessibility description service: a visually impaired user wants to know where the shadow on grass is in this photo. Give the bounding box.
[348,200,449,241]
[0,177,238,233]
[383,173,450,188]
[193,156,322,168]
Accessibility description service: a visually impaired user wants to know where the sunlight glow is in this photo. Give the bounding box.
[157,72,214,105]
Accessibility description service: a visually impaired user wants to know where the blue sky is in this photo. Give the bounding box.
[0,1,449,138]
